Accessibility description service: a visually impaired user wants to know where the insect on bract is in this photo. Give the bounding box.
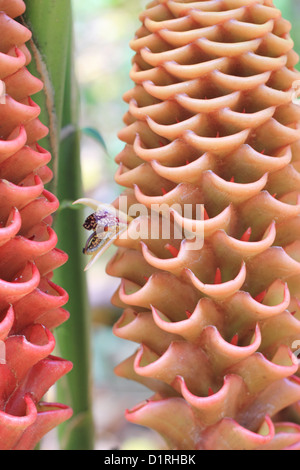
[73,198,132,270]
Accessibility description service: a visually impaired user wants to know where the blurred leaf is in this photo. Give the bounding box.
[82,126,107,152]
[57,200,82,212]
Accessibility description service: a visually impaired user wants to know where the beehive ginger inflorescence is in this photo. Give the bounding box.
[101,0,300,451]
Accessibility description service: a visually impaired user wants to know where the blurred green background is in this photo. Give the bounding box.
[42,0,300,450]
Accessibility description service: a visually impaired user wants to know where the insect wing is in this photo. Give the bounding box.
[84,223,128,271]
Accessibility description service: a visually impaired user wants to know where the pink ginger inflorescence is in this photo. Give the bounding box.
[0,0,72,450]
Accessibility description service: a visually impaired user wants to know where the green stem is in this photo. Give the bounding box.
[54,25,95,449]
[24,0,94,450]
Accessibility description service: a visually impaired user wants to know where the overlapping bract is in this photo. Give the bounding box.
[0,0,72,450]
[107,0,300,450]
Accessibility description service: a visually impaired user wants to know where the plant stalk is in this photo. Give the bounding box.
[23,0,94,450]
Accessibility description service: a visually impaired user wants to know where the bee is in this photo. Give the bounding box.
[82,209,123,255]
[74,198,131,270]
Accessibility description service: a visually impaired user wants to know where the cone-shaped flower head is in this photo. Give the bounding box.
[0,0,72,450]
[84,0,300,450]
